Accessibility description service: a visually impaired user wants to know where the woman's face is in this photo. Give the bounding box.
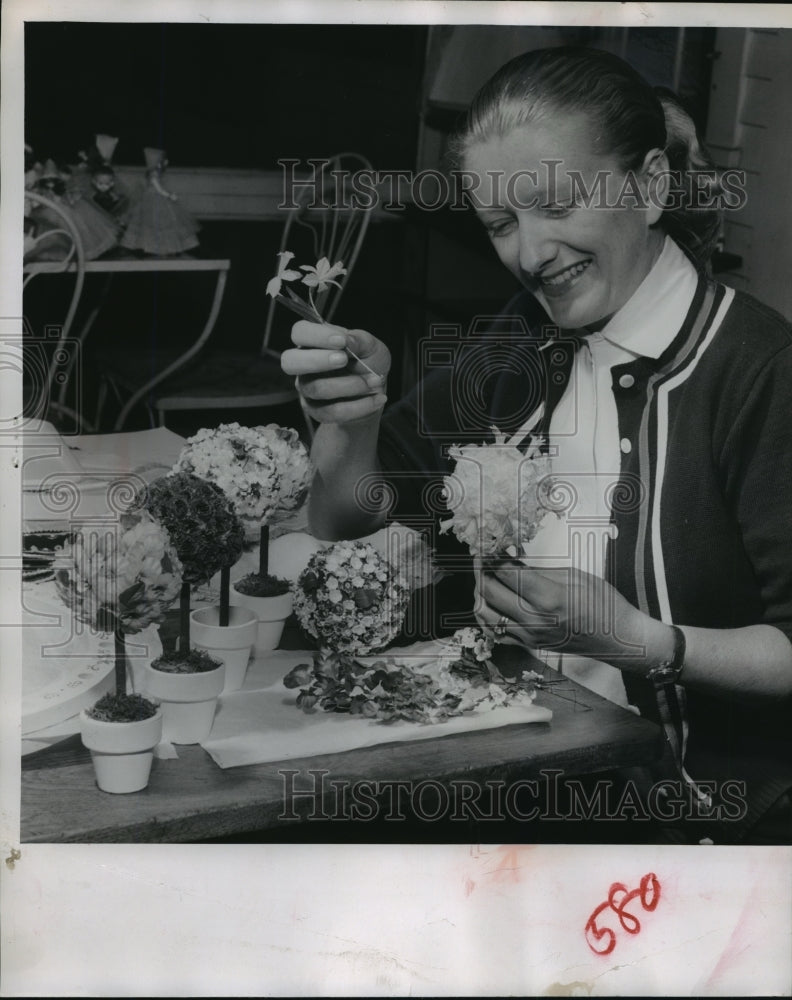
[463,111,665,330]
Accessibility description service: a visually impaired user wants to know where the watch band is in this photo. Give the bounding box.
[647,624,686,688]
[645,625,713,814]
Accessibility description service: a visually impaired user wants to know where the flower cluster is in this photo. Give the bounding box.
[135,472,245,584]
[364,523,436,593]
[293,540,410,655]
[262,424,312,512]
[440,428,554,557]
[266,251,347,315]
[436,625,495,671]
[173,422,310,527]
[53,509,182,634]
[282,626,538,725]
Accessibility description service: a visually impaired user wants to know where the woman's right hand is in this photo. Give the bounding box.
[281,321,391,425]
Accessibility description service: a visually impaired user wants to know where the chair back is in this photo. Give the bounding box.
[23,190,89,431]
[261,152,374,358]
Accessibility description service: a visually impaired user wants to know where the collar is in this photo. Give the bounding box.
[590,236,700,360]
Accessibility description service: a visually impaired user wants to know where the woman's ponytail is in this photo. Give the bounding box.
[655,88,721,270]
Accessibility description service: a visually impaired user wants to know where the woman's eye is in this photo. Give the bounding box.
[539,202,575,218]
[485,218,516,238]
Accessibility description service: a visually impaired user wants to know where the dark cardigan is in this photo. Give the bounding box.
[377,278,792,841]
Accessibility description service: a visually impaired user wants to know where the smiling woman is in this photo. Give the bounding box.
[460,112,668,331]
[281,45,792,845]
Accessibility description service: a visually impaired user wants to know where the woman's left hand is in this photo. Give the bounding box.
[477,558,657,668]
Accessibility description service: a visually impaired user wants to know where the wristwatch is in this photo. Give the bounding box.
[647,624,687,687]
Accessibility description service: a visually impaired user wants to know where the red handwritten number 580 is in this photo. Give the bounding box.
[585,873,661,956]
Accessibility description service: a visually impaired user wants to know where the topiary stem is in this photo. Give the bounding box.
[259,524,269,577]
[220,566,230,627]
[114,628,127,695]
[180,580,191,652]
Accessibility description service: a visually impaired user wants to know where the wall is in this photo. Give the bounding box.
[706,27,792,321]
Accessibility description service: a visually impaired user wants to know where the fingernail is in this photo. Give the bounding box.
[365,373,383,387]
[328,352,347,366]
[346,333,359,351]
[328,334,346,348]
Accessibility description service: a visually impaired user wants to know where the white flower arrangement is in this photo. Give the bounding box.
[440,427,554,558]
[292,539,411,656]
[263,423,312,513]
[173,421,311,528]
[362,522,436,594]
[53,508,182,634]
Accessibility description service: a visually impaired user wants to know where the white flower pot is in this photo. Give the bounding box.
[190,605,258,693]
[145,659,225,744]
[231,586,293,651]
[80,708,163,794]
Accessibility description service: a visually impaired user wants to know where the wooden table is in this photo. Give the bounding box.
[21,658,664,844]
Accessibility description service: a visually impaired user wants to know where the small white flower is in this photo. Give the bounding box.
[300,257,347,292]
[266,251,302,299]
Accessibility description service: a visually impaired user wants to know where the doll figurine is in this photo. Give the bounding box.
[30,159,119,261]
[76,134,130,221]
[120,147,200,256]
[91,164,129,219]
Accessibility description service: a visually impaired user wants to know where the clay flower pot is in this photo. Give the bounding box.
[232,576,293,651]
[190,604,258,693]
[80,705,163,794]
[145,653,225,744]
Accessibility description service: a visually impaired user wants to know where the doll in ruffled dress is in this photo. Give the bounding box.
[90,164,129,221]
[29,158,119,261]
[120,147,200,256]
[76,134,130,223]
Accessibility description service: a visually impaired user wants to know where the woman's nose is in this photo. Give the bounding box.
[517,216,557,276]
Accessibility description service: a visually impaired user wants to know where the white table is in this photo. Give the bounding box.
[23,255,231,431]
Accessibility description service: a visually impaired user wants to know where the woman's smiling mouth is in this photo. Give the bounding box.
[537,259,592,293]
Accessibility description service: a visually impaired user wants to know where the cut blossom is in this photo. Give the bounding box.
[282,625,539,725]
[299,257,347,292]
[265,251,302,299]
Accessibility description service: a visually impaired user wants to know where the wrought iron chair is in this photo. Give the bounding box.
[96,153,374,436]
[22,190,92,432]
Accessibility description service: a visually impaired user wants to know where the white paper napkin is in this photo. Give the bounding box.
[200,646,552,769]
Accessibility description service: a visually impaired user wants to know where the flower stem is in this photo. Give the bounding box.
[220,566,230,627]
[180,580,191,653]
[114,628,127,696]
[259,524,269,577]
[277,290,381,379]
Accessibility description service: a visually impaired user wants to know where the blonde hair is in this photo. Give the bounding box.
[451,46,721,268]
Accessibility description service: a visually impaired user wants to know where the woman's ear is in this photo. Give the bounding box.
[640,147,670,226]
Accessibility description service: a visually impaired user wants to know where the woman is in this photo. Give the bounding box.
[282,46,792,843]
